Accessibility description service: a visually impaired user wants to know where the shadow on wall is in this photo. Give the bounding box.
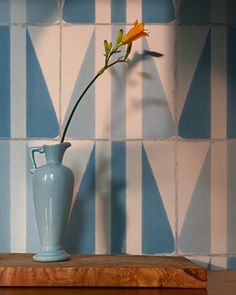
[63,51,163,254]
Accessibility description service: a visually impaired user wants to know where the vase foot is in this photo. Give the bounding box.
[33,249,70,262]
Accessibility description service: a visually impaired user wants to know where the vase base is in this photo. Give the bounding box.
[33,249,70,262]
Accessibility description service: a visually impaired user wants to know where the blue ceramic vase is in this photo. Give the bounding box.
[29,142,74,262]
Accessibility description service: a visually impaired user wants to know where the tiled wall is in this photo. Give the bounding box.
[0,0,236,270]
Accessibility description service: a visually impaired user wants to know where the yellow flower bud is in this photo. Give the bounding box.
[116,29,123,44]
[104,40,109,55]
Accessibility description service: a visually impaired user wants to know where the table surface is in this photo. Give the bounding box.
[0,271,235,295]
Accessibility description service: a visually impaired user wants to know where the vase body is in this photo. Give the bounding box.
[29,142,74,262]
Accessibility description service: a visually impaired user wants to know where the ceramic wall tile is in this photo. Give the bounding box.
[178,141,211,254]
[61,24,175,140]
[0,25,10,137]
[1,0,236,270]
[0,141,10,252]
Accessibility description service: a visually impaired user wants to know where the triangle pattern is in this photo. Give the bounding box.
[177,26,209,118]
[61,26,94,118]
[146,25,175,119]
[178,142,209,230]
[142,145,174,254]
[178,31,211,139]
[64,144,95,254]
[143,141,175,234]
[179,148,211,253]
[142,39,174,139]
[26,30,59,138]
[28,26,59,114]
[62,31,95,139]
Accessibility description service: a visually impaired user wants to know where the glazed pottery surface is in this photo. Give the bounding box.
[29,142,74,262]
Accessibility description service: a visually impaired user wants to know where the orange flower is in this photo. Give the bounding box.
[121,20,149,45]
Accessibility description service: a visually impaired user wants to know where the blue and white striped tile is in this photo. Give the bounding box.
[61,25,95,140]
[26,26,60,138]
[178,142,211,254]
[177,26,211,139]
[0,25,10,137]
[142,25,175,139]
[0,141,10,252]
[142,141,175,254]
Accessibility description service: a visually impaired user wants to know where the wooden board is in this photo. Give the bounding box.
[0,254,207,288]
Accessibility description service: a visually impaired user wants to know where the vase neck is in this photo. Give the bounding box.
[43,142,71,164]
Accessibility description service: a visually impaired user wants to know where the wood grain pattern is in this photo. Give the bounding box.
[0,254,207,288]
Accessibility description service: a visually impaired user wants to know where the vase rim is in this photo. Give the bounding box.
[42,142,71,149]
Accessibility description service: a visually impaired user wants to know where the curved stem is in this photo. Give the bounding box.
[60,71,102,143]
[60,53,126,143]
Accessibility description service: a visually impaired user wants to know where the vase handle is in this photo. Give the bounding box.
[29,146,45,174]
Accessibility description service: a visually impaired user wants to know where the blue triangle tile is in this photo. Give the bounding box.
[142,39,174,139]
[179,32,211,139]
[227,27,236,138]
[111,142,126,254]
[63,31,95,139]
[64,145,95,254]
[178,0,210,24]
[179,148,211,253]
[26,30,59,138]
[63,0,95,23]
[142,145,174,254]
[0,26,10,137]
[142,0,175,23]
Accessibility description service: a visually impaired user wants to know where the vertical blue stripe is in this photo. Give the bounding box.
[27,0,58,24]
[65,145,95,253]
[0,0,10,23]
[142,0,175,23]
[0,142,10,251]
[179,32,211,139]
[26,30,59,138]
[0,26,10,137]
[111,27,126,138]
[179,148,211,253]
[111,0,126,23]
[65,31,95,139]
[111,142,126,253]
[26,145,40,252]
[142,39,174,138]
[178,0,210,24]
[63,0,95,23]
[227,27,236,138]
[142,145,174,254]
[227,142,236,253]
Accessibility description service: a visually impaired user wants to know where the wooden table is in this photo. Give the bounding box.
[0,271,235,295]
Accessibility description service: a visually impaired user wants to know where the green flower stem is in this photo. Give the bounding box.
[60,51,126,143]
[60,71,102,143]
